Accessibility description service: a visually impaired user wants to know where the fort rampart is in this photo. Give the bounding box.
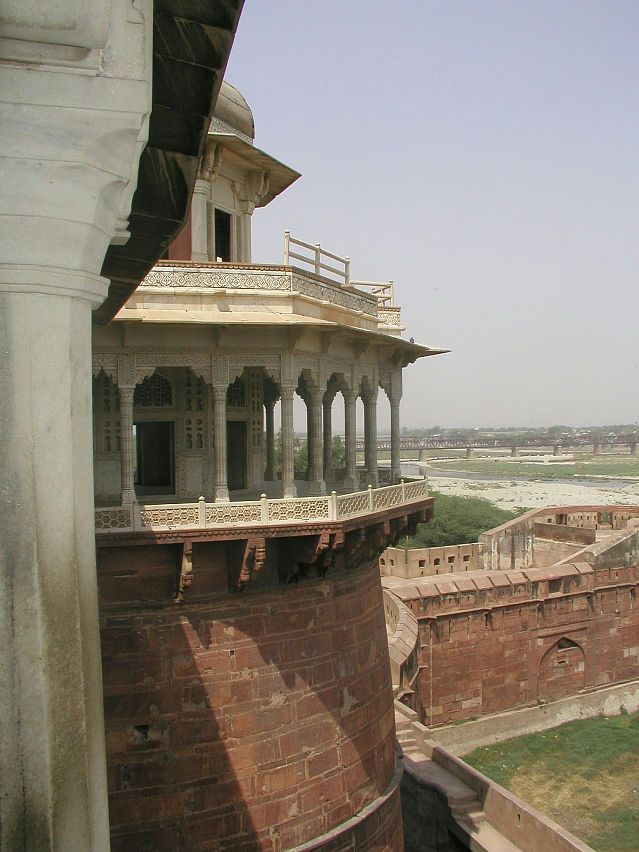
[381,506,639,728]
[97,498,431,850]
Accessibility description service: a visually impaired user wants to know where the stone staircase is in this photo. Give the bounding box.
[395,712,421,757]
[403,751,521,852]
[395,708,522,851]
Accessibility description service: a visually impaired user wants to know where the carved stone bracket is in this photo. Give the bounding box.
[232,170,270,214]
[175,540,193,601]
[237,537,266,589]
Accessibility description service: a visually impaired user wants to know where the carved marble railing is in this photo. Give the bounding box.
[94,478,429,533]
[357,467,392,488]
[142,262,379,319]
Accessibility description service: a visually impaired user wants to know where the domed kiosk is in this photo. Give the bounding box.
[164,81,300,263]
[211,80,256,141]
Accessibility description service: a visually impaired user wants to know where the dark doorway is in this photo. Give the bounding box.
[215,209,231,262]
[135,421,174,494]
[227,421,247,491]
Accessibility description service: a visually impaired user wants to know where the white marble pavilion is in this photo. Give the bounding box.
[92,83,446,509]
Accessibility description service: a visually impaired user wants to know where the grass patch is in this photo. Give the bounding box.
[463,712,639,850]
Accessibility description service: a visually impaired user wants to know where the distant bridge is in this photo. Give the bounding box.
[355,435,639,454]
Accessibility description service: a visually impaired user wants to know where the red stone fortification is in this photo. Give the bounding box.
[96,505,430,850]
[416,563,639,726]
[383,508,639,728]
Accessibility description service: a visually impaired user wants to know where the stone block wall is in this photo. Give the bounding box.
[416,564,639,726]
[380,544,480,579]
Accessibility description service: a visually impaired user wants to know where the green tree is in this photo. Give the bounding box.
[294,439,308,475]
[401,491,522,548]
[331,435,345,470]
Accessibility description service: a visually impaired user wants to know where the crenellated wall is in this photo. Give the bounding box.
[382,507,639,728]
[380,544,481,578]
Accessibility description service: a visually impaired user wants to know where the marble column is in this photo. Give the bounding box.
[247,368,264,490]
[307,388,326,496]
[0,7,152,849]
[323,395,334,484]
[364,394,379,487]
[118,386,136,504]
[203,389,215,500]
[390,394,402,484]
[343,390,358,491]
[264,399,276,481]
[304,394,312,481]
[191,177,210,262]
[212,384,229,502]
[280,386,297,498]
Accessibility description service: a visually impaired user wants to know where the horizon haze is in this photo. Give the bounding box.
[226,2,639,430]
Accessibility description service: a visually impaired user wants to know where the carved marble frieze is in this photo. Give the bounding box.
[139,265,378,319]
[379,308,402,326]
[291,273,378,318]
[143,266,291,291]
[92,348,394,400]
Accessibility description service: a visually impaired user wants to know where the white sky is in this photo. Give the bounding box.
[226,1,639,430]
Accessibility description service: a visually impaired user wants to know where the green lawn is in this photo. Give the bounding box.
[463,712,639,851]
[428,454,639,481]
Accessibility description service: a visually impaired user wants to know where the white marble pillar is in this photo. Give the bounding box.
[304,394,312,481]
[307,388,326,496]
[264,399,276,481]
[343,390,358,491]
[390,394,402,484]
[238,211,252,263]
[323,395,334,484]
[203,389,215,500]
[0,6,152,849]
[191,178,210,262]
[212,384,229,502]
[280,386,297,498]
[118,386,136,504]
[364,394,379,487]
[247,368,264,490]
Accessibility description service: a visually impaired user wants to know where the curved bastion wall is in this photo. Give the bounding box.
[98,539,405,851]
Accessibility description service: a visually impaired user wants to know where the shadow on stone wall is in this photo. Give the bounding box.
[99,539,403,850]
[400,770,467,852]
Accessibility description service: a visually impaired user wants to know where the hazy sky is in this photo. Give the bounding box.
[226,2,639,430]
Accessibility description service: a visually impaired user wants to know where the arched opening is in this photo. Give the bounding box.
[323,373,348,488]
[538,636,586,702]
[226,373,248,491]
[134,371,175,496]
[378,387,392,485]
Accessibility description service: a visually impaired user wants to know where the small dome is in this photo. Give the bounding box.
[212,81,255,141]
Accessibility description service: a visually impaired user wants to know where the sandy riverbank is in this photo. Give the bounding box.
[427,475,639,510]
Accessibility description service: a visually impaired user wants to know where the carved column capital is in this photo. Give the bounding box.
[1,5,153,846]
[231,170,270,215]
[199,142,223,181]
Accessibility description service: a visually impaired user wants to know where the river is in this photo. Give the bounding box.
[398,463,639,510]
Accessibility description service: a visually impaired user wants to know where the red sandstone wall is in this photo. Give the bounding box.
[98,546,402,851]
[416,566,639,726]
